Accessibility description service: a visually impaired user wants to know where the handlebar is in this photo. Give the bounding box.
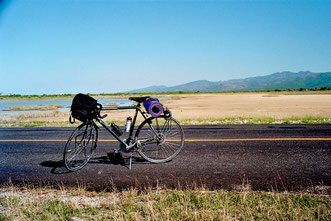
[96,103,107,119]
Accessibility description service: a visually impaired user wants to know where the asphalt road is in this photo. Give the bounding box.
[0,125,330,192]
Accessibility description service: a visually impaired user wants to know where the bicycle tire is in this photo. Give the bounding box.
[63,122,98,171]
[135,116,184,163]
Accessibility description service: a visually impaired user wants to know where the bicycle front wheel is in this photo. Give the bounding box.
[63,122,98,171]
[135,116,184,163]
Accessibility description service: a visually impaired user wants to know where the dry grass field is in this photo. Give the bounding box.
[0,92,330,127]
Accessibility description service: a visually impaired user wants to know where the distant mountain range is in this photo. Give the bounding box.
[127,71,331,93]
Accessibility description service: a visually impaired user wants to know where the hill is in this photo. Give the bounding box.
[126,71,331,93]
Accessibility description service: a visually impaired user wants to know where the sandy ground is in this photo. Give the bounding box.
[0,93,330,124]
[164,93,331,119]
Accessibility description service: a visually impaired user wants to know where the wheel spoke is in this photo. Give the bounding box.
[136,116,184,163]
[64,123,98,171]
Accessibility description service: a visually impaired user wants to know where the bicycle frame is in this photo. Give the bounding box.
[64,95,184,172]
[95,103,149,151]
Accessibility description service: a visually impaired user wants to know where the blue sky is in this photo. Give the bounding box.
[1,0,331,95]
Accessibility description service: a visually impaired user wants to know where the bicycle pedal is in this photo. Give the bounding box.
[113,148,121,154]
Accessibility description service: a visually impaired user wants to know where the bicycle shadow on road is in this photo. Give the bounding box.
[40,160,69,174]
[40,153,149,174]
[88,152,150,169]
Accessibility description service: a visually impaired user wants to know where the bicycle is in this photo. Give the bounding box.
[63,96,185,172]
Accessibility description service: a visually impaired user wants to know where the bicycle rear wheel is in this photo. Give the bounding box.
[63,122,98,171]
[135,116,184,163]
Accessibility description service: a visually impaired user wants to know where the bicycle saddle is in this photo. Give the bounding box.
[128,96,150,103]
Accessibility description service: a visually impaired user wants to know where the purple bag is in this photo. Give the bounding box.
[143,97,163,117]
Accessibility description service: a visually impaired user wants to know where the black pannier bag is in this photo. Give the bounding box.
[69,93,101,123]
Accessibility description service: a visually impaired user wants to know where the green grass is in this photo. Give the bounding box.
[0,185,330,220]
[178,116,331,125]
[0,121,76,128]
[0,120,126,128]
[0,117,330,128]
